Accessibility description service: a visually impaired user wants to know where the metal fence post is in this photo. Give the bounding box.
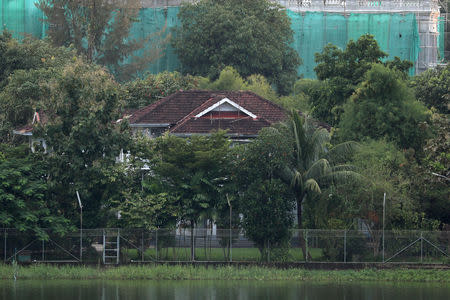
[382,192,386,263]
[42,240,45,261]
[230,229,232,263]
[141,231,144,262]
[305,229,309,262]
[155,228,158,262]
[3,229,6,262]
[117,229,120,265]
[344,230,347,263]
[420,231,423,263]
[102,229,105,264]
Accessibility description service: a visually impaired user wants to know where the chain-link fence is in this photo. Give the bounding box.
[1,228,448,264]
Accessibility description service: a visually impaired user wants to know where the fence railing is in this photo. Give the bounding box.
[1,228,448,264]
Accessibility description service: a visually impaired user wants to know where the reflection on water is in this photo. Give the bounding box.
[0,280,449,300]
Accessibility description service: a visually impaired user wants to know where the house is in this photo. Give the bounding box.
[127,90,288,142]
[12,91,288,154]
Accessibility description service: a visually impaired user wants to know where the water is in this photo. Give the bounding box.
[0,280,449,300]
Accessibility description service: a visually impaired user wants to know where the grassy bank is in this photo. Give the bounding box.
[0,265,449,282]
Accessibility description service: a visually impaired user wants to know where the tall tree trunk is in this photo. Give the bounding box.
[297,198,311,261]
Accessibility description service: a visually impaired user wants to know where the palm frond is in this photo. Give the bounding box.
[327,141,360,163]
[320,170,364,186]
[305,178,321,194]
[290,109,305,167]
[305,158,331,180]
[290,169,304,189]
[309,128,330,162]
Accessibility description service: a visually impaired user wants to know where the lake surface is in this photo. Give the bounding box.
[0,280,449,300]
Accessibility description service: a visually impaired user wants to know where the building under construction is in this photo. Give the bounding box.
[0,0,447,77]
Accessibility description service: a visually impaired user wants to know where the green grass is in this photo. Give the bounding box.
[121,247,323,262]
[0,264,448,282]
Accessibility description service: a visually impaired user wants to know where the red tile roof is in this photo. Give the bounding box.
[128,90,214,124]
[129,90,287,136]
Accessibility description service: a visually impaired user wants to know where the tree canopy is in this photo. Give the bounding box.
[172,0,300,95]
[338,64,430,152]
[308,34,413,126]
[31,60,131,228]
[124,71,200,109]
[0,145,72,239]
[233,127,296,261]
[0,30,75,144]
[410,64,449,114]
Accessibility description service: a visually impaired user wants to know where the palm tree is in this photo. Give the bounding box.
[281,110,359,260]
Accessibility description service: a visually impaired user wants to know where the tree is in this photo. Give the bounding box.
[234,127,296,261]
[151,132,230,260]
[296,78,350,126]
[339,64,430,152]
[315,34,388,83]
[409,113,450,225]
[0,32,75,144]
[172,0,300,94]
[199,66,279,101]
[310,34,413,125]
[410,64,449,114]
[108,135,179,230]
[124,71,201,109]
[333,140,438,230]
[33,60,131,228]
[37,0,168,81]
[279,111,359,259]
[0,30,74,88]
[0,33,130,227]
[200,66,246,91]
[0,144,72,240]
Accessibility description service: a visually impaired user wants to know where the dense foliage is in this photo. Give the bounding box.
[233,128,296,260]
[0,145,72,239]
[36,61,131,228]
[172,0,300,94]
[410,64,449,114]
[0,31,75,143]
[308,34,412,126]
[124,71,200,109]
[339,64,430,152]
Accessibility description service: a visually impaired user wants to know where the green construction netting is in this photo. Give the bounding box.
[1,0,46,38]
[438,16,445,61]
[0,1,439,78]
[288,11,420,77]
[134,7,181,74]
